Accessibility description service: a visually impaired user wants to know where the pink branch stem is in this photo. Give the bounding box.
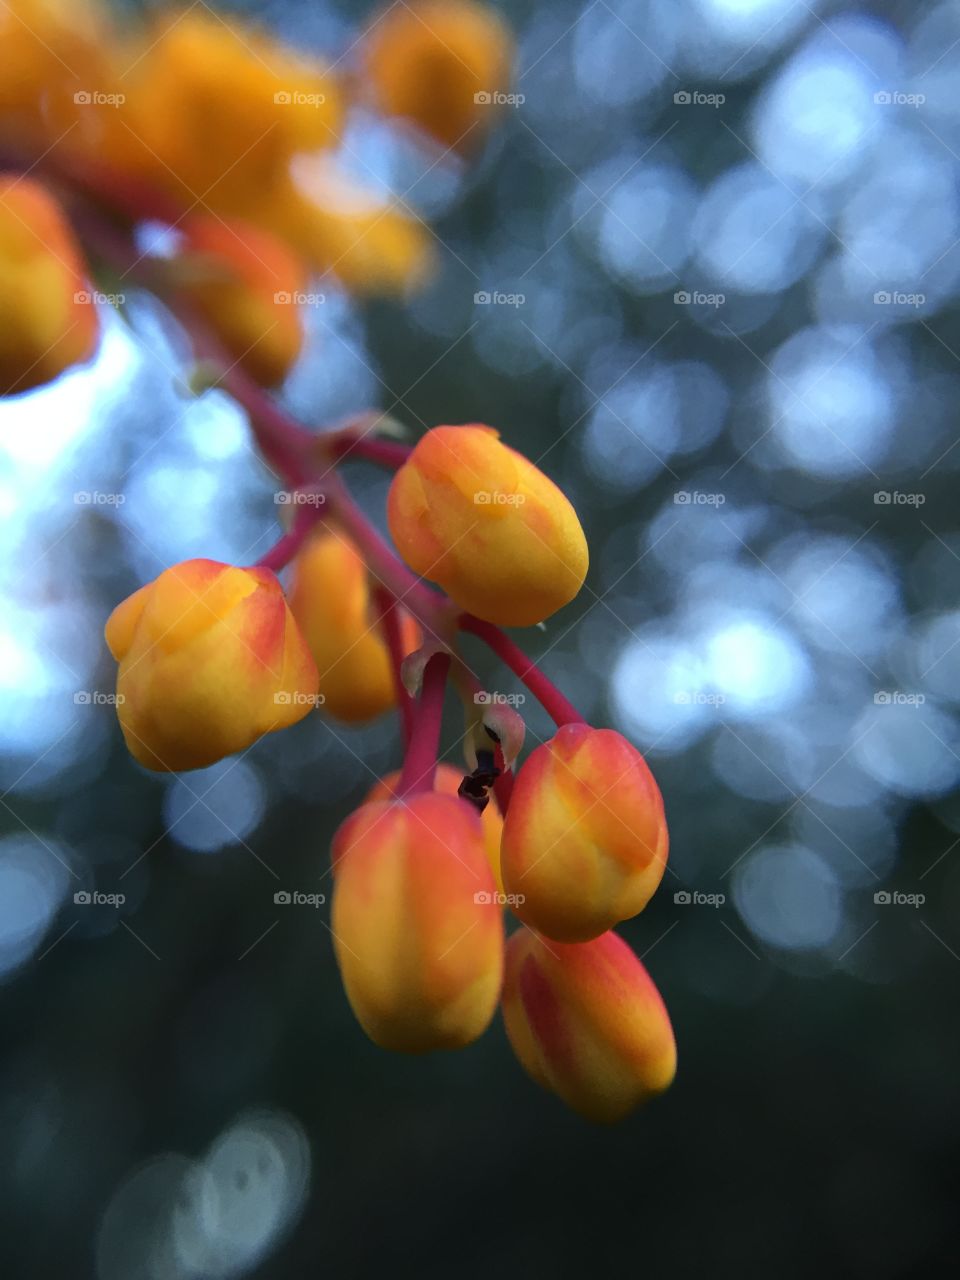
[254,508,317,573]
[398,652,451,796]
[374,588,415,747]
[327,435,412,470]
[459,614,585,729]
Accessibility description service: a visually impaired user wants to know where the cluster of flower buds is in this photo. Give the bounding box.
[101,419,675,1122]
[0,0,513,396]
[0,0,678,1123]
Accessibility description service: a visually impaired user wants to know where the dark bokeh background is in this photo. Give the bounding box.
[2,0,960,1275]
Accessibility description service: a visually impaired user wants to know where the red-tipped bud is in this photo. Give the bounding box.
[502,928,676,1122]
[501,724,667,941]
[387,425,588,627]
[331,793,503,1052]
[104,559,318,771]
[364,763,504,891]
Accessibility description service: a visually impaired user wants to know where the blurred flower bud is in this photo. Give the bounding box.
[288,528,419,722]
[502,928,676,1122]
[331,793,503,1051]
[0,0,115,149]
[387,425,589,626]
[105,559,318,771]
[110,11,343,211]
[501,724,667,941]
[173,215,308,387]
[269,162,433,293]
[0,174,99,396]
[364,763,503,891]
[363,0,513,152]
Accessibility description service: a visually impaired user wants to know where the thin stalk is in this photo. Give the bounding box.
[374,588,415,747]
[459,614,585,729]
[254,509,317,574]
[398,653,451,797]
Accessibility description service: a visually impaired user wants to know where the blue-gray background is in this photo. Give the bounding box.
[1,0,959,1275]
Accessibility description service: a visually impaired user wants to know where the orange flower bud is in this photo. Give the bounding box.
[288,529,419,723]
[364,1,514,152]
[267,166,433,294]
[502,928,676,1122]
[0,175,99,396]
[387,425,589,626]
[112,11,343,212]
[501,724,668,942]
[0,0,114,149]
[365,763,504,891]
[173,215,307,387]
[331,793,503,1051]
[105,559,318,772]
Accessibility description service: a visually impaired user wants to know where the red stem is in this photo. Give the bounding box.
[321,471,452,639]
[459,614,585,729]
[254,508,317,573]
[398,652,450,796]
[374,588,415,747]
[329,436,412,470]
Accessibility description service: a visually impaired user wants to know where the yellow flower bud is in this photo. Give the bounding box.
[331,793,503,1051]
[364,763,504,891]
[173,215,307,387]
[501,724,668,942]
[0,0,114,150]
[265,166,433,294]
[105,559,318,772]
[387,425,589,626]
[502,928,676,1122]
[288,528,419,723]
[0,175,99,396]
[108,11,343,213]
[363,1,514,152]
